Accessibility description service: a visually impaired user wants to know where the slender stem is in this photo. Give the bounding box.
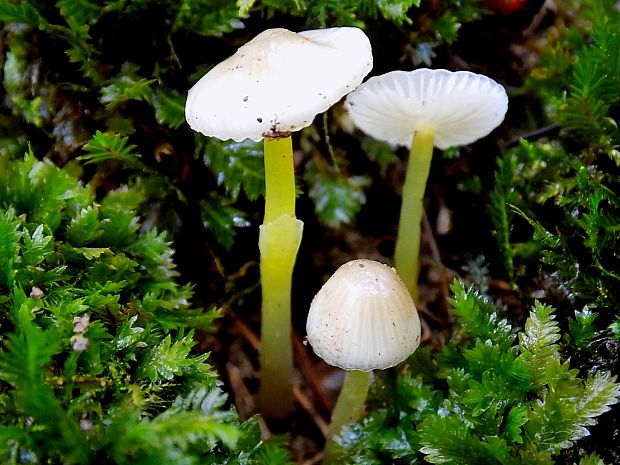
[323,370,371,464]
[393,127,435,302]
[263,136,296,223]
[257,135,303,418]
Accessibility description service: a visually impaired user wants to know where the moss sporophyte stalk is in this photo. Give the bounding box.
[185,27,372,416]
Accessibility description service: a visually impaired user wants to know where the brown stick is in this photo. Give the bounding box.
[293,330,332,414]
[230,310,330,436]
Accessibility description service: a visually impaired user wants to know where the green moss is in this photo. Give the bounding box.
[490,3,620,335]
[338,282,620,465]
[0,151,290,464]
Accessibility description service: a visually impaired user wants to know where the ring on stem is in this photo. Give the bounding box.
[258,135,302,415]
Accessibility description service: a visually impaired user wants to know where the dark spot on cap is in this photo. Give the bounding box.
[257,117,263,123]
[243,96,248,102]
[359,263,364,268]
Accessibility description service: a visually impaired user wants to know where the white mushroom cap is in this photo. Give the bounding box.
[345,69,508,149]
[306,259,421,371]
[185,27,373,142]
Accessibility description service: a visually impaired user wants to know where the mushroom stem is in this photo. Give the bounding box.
[263,136,296,223]
[258,135,303,417]
[394,126,435,301]
[323,370,371,464]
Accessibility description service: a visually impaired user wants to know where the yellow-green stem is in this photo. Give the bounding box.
[263,136,296,223]
[323,370,371,464]
[257,136,302,418]
[394,127,435,301]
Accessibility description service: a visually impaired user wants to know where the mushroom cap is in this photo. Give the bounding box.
[185,27,373,142]
[306,259,421,371]
[345,69,508,149]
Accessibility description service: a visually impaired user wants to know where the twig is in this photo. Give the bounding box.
[417,305,444,325]
[223,261,260,309]
[293,331,332,414]
[300,452,324,465]
[504,123,561,148]
[228,260,259,281]
[226,361,255,420]
[322,112,339,172]
[293,386,329,436]
[489,278,514,291]
[229,309,261,350]
[419,313,433,344]
[422,211,452,320]
[230,311,331,436]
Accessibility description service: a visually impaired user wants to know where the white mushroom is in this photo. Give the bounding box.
[306,259,420,463]
[186,27,373,142]
[344,69,508,300]
[185,27,373,418]
[306,259,421,371]
[345,69,508,149]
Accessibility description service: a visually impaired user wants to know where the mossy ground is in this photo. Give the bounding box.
[1,0,619,464]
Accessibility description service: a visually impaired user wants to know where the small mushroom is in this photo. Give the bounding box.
[306,259,421,463]
[186,27,373,143]
[185,27,372,417]
[345,69,508,299]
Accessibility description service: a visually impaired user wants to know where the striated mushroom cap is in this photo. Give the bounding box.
[306,259,421,371]
[185,27,373,142]
[345,68,508,149]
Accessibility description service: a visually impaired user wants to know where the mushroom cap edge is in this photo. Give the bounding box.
[306,259,421,371]
[185,27,373,142]
[345,68,509,149]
